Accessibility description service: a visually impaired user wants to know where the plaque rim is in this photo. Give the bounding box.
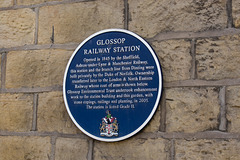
[63,28,163,142]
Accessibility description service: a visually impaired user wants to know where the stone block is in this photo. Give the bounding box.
[233,0,240,28]
[0,0,13,7]
[0,93,33,132]
[196,35,240,80]
[129,0,227,38]
[226,86,240,132]
[16,0,62,5]
[6,49,72,88]
[55,138,89,160]
[38,1,124,44]
[175,139,240,159]
[165,87,220,132]
[94,138,170,160]
[152,40,192,82]
[0,136,51,160]
[0,8,35,48]
[38,91,81,134]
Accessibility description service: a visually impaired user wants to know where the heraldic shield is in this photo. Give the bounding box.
[100,110,118,137]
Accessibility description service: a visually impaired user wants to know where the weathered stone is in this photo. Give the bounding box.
[0,8,35,48]
[129,0,227,38]
[38,91,81,134]
[226,86,240,132]
[175,139,240,160]
[94,138,170,160]
[196,35,240,80]
[233,0,240,28]
[165,87,220,132]
[0,54,1,87]
[6,49,72,88]
[38,1,124,44]
[0,136,51,160]
[55,138,89,160]
[152,40,192,82]
[0,0,13,7]
[0,93,33,132]
[17,0,62,5]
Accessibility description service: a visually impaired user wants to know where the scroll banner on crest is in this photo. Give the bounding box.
[63,29,163,142]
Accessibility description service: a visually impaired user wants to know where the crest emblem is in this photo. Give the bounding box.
[100,110,118,137]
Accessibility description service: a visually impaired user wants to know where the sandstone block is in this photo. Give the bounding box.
[165,87,220,132]
[38,1,124,44]
[175,139,240,160]
[196,35,240,80]
[0,136,51,160]
[0,8,35,48]
[129,0,227,38]
[226,86,240,132]
[17,0,62,5]
[38,91,81,134]
[55,138,89,160]
[6,49,72,88]
[233,1,240,28]
[94,138,170,160]
[0,0,13,7]
[0,93,33,132]
[152,40,192,82]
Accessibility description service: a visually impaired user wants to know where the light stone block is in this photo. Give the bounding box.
[6,49,72,88]
[152,40,192,82]
[0,0,13,7]
[0,93,33,132]
[55,138,89,160]
[175,139,240,160]
[94,138,170,160]
[129,0,227,38]
[196,35,240,80]
[0,136,51,160]
[38,1,124,44]
[166,87,220,132]
[38,91,81,134]
[226,86,240,132]
[0,8,35,48]
[233,0,240,28]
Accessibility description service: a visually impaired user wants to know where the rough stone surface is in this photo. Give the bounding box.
[38,1,124,44]
[233,0,240,28]
[0,93,33,132]
[17,0,62,5]
[6,49,72,88]
[0,136,51,160]
[0,0,13,7]
[94,138,170,160]
[175,139,240,160]
[0,8,35,48]
[165,87,220,132]
[196,35,240,80]
[226,86,240,132]
[0,54,1,87]
[152,40,192,82]
[55,138,89,160]
[129,0,227,38]
[38,91,81,134]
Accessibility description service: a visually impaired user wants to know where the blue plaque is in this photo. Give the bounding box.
[63,29,162,142]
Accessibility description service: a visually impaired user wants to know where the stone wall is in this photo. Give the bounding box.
[0,0,240,159]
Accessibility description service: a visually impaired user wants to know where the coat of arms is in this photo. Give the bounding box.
[100,110,118,137]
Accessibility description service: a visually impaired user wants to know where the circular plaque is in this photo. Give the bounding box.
[63,29,162,142]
